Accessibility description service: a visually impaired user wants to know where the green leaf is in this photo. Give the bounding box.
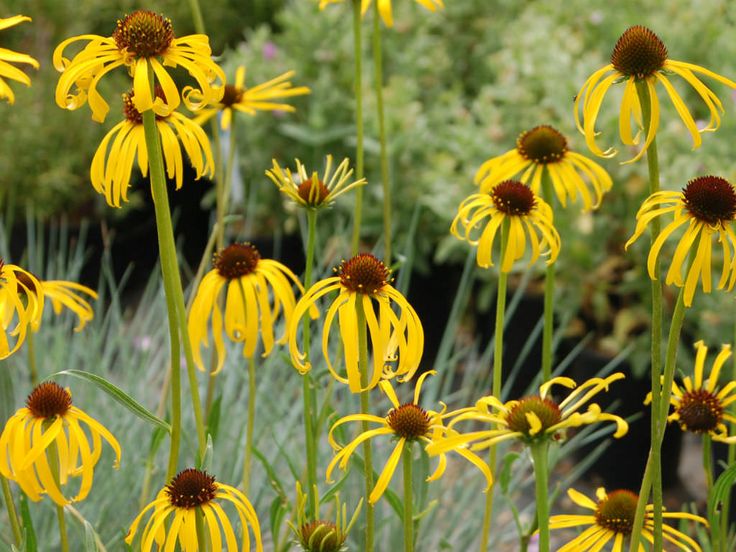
[206,395,222,443]
[19,493,37,552]
[253,446,288,501]
[708,460,736,530]
[49,370,170,433]
[198,434,214,471]
[499,451,521,495]
[269,495,289,551]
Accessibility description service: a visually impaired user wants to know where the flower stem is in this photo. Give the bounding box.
[403,442,414,552]
[357,298,374,552]
[27,331,38,386]
[302,209,318,516]
[141,95,205,473]
[47,441,68,552]
[722,315,736,551]
[372,1,392,265]
[540,169,555,383]
[703,434,713,491]
[630,285,686,551]
[629,79,663,552]
[350,0,365,255]
[1,475,22,546]
[480,220,508,552]
[242,355,256,494]
[530,442,550,552]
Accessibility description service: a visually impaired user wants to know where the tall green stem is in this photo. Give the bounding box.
[630,285,687,551]
[302,209,318,516]
[242,356,256,494]
[403,443,414,552]
[722,315,736,551]
[372,2,392,265]
[47,440,68,552]
[350,0,365,255]
[27,331,38,386]
[141,81,206,472]
[530,442,550,552]
[629,79,663,552]
[703,435,713,491]
[357,299,374,551]
[540,170,555,383]
[1,475,22,546]
[479,221,508,552]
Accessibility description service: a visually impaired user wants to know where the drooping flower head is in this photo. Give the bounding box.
[0,259,43,359]
[288,254,424,392]
[475,125,612,211]
[54,10,225,122]
[289,482,362,552]
[576,25,736,163]
[190,65,310,131]
[625,175,736,307]
[319,0,444,28]
[126,468,262,551]
[0,382,121,505]
[326,372,492,504]
[549,487,707,551]
[0,15,39,104]
[266,155,366,210]
[427,374,628,455]
[647,340,736,442]
[451,180,561,272]
[14,270,97,332]
[91,88,214,207]
[188,243,304,373]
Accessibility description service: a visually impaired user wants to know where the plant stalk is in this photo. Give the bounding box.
[1,475,22,546]
[47,440,68,552]
[530,442,550,552]
[629,78,663,552]
[357,298,374,551]
[242,355,256,494]
[302,209,318,516]
[372,1,392,265]
[479,220,508,551]
[350,0,365,254]
[27,331,38,386]
[540,170,555,383]
[403,442,414,552]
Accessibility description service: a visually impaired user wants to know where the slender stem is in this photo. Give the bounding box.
[480,220,508,552]
[243,356,256,494]
[403,442,414,552]
[1,475,22,546]
[187,0,206,34]
[530,442,550,552]
[629,79,663,552]
[222,121,238,236]
[350,0,365,255]
[56,503,69,552]
[540,170,555,383]
[27,331,38,386]
[195,507,208,551]
[357,298,374,552]
[723,314,736,551]
[47,440,69,552]
[703,435,713,491]
[142,106,183,479]
[372,1,392,265]
[302,209,318,516]
[631,286,687,551]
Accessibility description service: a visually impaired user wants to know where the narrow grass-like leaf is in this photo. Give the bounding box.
[48,370,170,433]
[19,493,37,552]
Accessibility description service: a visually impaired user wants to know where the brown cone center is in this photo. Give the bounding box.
[220,84,243,108]
[505,396,561,436]
[165,468,217,508]
[113,10,174,58]
[594,489,637,535]
[337,254,391,294]
[386,403,431,440]
[611,26,668,79]
[677,389,723,433]
[299,521,345,552]
[26,382,72,419]
[682,176,736,225]
[517,125,568,164]
[490,180,536,216]
[297,178,331,206]
[214,243,261,279]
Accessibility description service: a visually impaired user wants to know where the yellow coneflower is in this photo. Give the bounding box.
[647,340,736,441]
[126,468,262,551]
[15,270,96,332]
[319,0,444,28]
[188,243,303,373]
[451,180,561,272]
[475,125,612,211]
[265,155,366,210]
[288,254,424,393]
[0,259,43,359]
[54,9,225,122]
[0,15,39,104]
[0,382,120,505]
[90,89,214,208]
[549,487,707,551]
[326,372,492,504]
[576,25,736,163]
[188,65,310,131]
[625,175,736,307]
[289,482,362,552]
[426,373,628,454]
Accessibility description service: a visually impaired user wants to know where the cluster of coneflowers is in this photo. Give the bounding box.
[2,3,736,552]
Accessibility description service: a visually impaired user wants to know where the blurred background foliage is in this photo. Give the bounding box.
[3,0,736,372]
